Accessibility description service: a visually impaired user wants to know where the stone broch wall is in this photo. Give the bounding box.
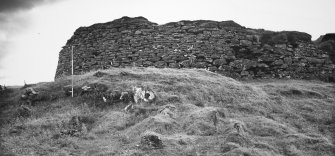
[55,16,335,81]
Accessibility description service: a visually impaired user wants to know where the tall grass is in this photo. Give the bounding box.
[0,67,334,155]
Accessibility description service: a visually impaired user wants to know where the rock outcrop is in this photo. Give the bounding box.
[55,16,335,81]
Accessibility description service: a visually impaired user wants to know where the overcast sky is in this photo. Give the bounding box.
[0,0,334,85]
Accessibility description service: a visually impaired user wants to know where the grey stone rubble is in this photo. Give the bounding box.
[55,16,335,81]
[20,88,39,105]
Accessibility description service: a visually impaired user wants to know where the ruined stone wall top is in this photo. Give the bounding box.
[55,16,335,81]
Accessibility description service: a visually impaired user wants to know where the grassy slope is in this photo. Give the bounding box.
[0,67,334,156]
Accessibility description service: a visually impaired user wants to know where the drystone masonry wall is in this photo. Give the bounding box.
[55,16,335,81]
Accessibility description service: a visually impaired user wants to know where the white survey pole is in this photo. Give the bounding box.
[71,45,74,97]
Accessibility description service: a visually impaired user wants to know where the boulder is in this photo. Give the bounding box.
[140,134,163,149]
[120,91,135,104]
[93,71,108,77]
[158,104,177,118]
[20,88,39,105]
[108,90,123,103]
[16,105,32,117]
[86,83,108,93]
[63,85,82,96]
[132,86,156,104]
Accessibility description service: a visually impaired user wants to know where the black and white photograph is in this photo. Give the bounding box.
[0,0,334,155]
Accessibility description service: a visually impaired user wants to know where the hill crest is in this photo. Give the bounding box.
[1,67,335,155]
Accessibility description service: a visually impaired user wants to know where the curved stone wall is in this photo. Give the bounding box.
[55,16,335,81]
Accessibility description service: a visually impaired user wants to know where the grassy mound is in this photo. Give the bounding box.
[0,67,334,156]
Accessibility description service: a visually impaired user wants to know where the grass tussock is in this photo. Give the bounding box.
[0,67,334,156]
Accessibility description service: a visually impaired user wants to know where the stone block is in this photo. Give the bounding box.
[280,64,289,69]
[154,61,166,68]
[240,40,252,46]
[134,30,142,35]
[257,63,269,68]
[169,63,179,68]
[273,59,284,66]
[275,44,287,49]
[211,54,221,59]
[195,62,208,68]
[208,66,218,72]
[213,59,227,67]
[148,57,161,62]
[178,60,190,68]
[241,70,249,76]
[284,57,292,65]
[306,57,325,64]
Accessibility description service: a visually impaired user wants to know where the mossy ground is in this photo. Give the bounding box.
[0,67,334,156]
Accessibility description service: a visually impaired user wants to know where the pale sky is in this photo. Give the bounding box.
[0,0,334,85]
